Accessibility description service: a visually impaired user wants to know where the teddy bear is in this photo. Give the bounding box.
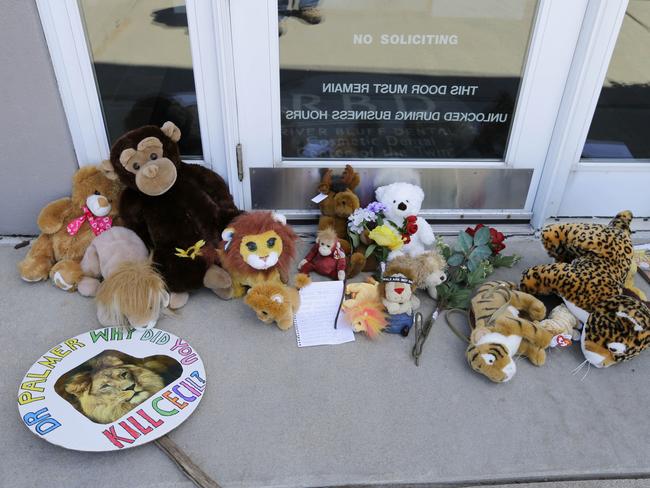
[104,122,241,308]
[374,182,435,260]
[17,163,122,291]
[316,165,367,277]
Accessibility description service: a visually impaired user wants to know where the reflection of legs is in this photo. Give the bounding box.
[295,0,322,24]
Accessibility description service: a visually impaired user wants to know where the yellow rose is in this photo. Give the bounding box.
[368,225,403,251]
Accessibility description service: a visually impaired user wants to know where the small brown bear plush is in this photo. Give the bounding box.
[18,164,122,291]
[317,165,368,277]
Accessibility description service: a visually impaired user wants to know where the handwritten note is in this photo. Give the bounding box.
[294,280,355,347]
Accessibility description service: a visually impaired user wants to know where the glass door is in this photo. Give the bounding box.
[555,0,650,217]
[228,0,590,221]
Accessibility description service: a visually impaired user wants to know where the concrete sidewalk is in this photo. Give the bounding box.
[1,236,649,488]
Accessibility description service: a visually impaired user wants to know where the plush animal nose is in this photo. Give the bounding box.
[395,287,404,295]
[398,202,407,211]
[97,196,109,208]
[142,164,159,178]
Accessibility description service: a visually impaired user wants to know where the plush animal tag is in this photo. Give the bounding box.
[311,193,328,204]
[550,333,572,348]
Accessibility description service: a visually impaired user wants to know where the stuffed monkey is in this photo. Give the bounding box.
[299,227,346,280]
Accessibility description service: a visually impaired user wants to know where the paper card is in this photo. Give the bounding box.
[311,193,328,204]
[17,328,206,451]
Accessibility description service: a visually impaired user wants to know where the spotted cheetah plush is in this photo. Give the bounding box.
[521,211,650,368]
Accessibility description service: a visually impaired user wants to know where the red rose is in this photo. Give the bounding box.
[402,234,411,244]
[465,223,485,237]
[489,228,506,254]
[406,222,418,235]
[406,215,418,223]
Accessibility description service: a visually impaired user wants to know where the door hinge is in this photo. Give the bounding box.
[236,143,244,182]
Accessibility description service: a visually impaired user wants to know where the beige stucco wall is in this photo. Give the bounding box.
[0,0,78,235]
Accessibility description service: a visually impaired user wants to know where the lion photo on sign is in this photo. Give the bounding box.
[55,350,181,424]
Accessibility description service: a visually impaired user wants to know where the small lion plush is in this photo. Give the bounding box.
[244,274,311,330]
[18,164,122,291]
[374,182,435,260]
[388,250,447,299]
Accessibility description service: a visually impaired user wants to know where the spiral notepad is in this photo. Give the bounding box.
[294,280,355,347]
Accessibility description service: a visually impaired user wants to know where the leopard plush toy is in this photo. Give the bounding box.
[520,211,650,368]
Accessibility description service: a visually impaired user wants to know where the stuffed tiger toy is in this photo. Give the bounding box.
[466,281,576,383]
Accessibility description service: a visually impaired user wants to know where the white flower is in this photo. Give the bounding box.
[348,207,378,234]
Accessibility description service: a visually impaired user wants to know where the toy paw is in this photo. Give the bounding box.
[18,258,51,282]
[49,261,83,292]
[78,277,101,297]
[528,348,547,366]
[169,292,189,310]
[204,265,232,290]
[528,301,546,321]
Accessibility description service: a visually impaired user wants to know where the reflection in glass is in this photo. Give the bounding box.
[80,0,202,157]
[582,0,650,160]
[278,0,538,160]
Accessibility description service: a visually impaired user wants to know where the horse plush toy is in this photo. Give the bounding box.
[520,211,650,368]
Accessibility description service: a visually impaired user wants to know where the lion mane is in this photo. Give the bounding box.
[219,211,297,281]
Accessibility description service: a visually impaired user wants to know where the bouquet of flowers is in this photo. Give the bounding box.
[347,202,407,265]
[436,224,520,309]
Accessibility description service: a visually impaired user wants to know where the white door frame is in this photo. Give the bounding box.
[35,0,246,207]
[228,0,589,219]
[531,0,650,227]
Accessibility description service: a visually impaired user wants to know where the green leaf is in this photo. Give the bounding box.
[469,245,492,264]
[448,288,473,310]
[447,252,464,267]
[474,226,491,246]
[467,259,476,272]
[491,254,520,268]
[467,265,487,287]
[349,232,360,249]
[457,231,473,253]
[364,243,377,258]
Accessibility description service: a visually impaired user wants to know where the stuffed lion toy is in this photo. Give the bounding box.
[520,211,650,368]
[218,211,298,299]
[244,273,311,330]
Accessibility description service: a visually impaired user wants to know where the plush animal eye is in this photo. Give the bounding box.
[100,384,110,390]
[267,237,277,248]
[607,342,627,355]
[120,371,128,378]
[393,200,396,203]
[133,162,141,170]
[261,311,268,316]
[150,153,158,160]
[246,242,257,252]
[94,190,100,195]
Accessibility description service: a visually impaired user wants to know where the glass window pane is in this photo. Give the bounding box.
[79,0,202,157]
[278,0,538,160]
[582,0,650,160]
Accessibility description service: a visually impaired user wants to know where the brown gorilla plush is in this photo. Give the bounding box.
[106,122,241,307]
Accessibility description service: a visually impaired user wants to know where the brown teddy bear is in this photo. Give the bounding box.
[316,165,367,277]
[18,163,122,291]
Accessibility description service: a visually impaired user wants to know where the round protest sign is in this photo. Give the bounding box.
[17,327,206,451]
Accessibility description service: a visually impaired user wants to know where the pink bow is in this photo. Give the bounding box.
[66,206,112,236]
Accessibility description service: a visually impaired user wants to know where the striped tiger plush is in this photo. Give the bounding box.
[467,281,563,383]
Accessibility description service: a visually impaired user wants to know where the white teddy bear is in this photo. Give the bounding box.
[375,182,435,260]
